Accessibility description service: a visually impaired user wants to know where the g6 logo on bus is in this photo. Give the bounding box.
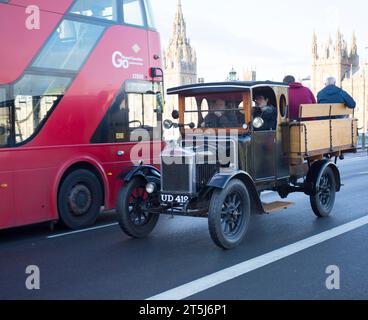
[112,51,129,69]
[112,51,144,69]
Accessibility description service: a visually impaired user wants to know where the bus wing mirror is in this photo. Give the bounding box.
[155,92,163,113]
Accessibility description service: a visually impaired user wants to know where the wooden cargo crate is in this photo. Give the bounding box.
[285,104,358,161]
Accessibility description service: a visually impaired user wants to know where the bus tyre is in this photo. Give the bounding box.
[117,177,159,239]
[208,179,251,250]
[58,169,103,229]
[310,167,336,218]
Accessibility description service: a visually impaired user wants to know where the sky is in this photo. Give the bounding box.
[151,0,368,82]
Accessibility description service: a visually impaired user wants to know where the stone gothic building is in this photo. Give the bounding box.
[311,31,367,129]
[163,0,197,117]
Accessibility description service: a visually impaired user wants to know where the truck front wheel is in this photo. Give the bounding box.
[117,177,159,238]
[310,167,336,218]
[208,179,251,250]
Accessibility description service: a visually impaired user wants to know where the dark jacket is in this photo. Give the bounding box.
[253,105,277,131]
[317,85,356,109]
[203,113,231,128]
[288,82,316,119]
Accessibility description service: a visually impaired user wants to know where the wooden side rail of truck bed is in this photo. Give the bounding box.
[283,103,358,164]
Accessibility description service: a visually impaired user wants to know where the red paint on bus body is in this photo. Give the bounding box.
[0,2,163,229]
[0,0,73,84]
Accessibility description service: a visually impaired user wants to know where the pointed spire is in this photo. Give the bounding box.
[351,31,357,56]
[312,30,317,44]
[164,0,197,80]
[171,0,187,45]
[312,31,318,59]
[335,29,343,59]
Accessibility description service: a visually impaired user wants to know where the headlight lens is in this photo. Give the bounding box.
[145,182,157,194]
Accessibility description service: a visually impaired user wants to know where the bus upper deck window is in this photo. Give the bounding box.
[70,0,118,21]
[123,0,145,27]
[143,0,156,29]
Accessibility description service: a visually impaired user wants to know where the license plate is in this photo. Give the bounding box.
[161,194,189,204]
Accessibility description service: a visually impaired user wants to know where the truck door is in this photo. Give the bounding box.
[251,89,277,180]
[253,130,276,180]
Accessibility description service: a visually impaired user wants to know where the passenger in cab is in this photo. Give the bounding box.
[202,99,231,128]
[253,94,277,131]
[283,75,316,119]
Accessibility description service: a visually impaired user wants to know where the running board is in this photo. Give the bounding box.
[262,201,295,214]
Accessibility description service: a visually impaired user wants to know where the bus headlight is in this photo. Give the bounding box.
[145,182,157,194]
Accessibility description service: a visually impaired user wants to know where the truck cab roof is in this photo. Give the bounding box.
[167,81,288,96]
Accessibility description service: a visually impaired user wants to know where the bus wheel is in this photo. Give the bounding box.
[117,177,159,239]
[208,179,251,250]
[310,167,336,218]
[58,169,103,229]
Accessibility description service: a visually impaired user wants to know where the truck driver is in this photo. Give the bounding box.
[202,99,231,128]
[253,94,277,131]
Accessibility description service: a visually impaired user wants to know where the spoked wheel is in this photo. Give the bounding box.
[117,177,159,238]
[208,179,251,250]
[310,167,336,218]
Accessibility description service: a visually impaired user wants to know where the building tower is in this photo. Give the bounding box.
[226,67,239,81]
[163,0,197,114]
[311,30,359,94]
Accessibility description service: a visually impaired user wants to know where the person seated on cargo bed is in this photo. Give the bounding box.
[252,94,277,131]
[202,99,231,128]
[317,77,356,119]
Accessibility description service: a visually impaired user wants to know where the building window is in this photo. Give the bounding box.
[32,19,105,71]
[123,0,144,27]
[70,0,118,21]
[12,75,72,144]
[0,87,10,147]
[143,0,155,28]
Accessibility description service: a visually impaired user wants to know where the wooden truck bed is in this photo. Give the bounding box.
[284,104,358,164]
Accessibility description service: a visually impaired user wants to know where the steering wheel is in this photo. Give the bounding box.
[129,120,142,127]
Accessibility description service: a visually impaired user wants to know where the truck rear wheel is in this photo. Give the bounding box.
[117,177,159,238]
[310,167,336,218]
[58,169,103,229]
[208,179,251,250]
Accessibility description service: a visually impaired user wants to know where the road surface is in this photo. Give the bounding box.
[0,152,367,300]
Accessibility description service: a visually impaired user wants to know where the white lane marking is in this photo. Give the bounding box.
[47,223,119,239]
[147,215,368,300]
[343,156,367,163]
[262,191,274,195]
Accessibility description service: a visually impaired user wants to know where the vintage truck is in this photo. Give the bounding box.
[116,81,358,249]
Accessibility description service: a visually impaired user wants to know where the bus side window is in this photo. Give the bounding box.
[70,0,118,21]
[12,75,71,144]
[123,0,145,26]
[127,93,157,130]
[0,93,10,147]
[143,0,156,29]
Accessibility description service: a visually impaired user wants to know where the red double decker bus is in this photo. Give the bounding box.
[0,0,163,230]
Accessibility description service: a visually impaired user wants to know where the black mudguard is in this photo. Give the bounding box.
[305,160,341,196]
[122,165,161,186]
[207,171,264,214]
